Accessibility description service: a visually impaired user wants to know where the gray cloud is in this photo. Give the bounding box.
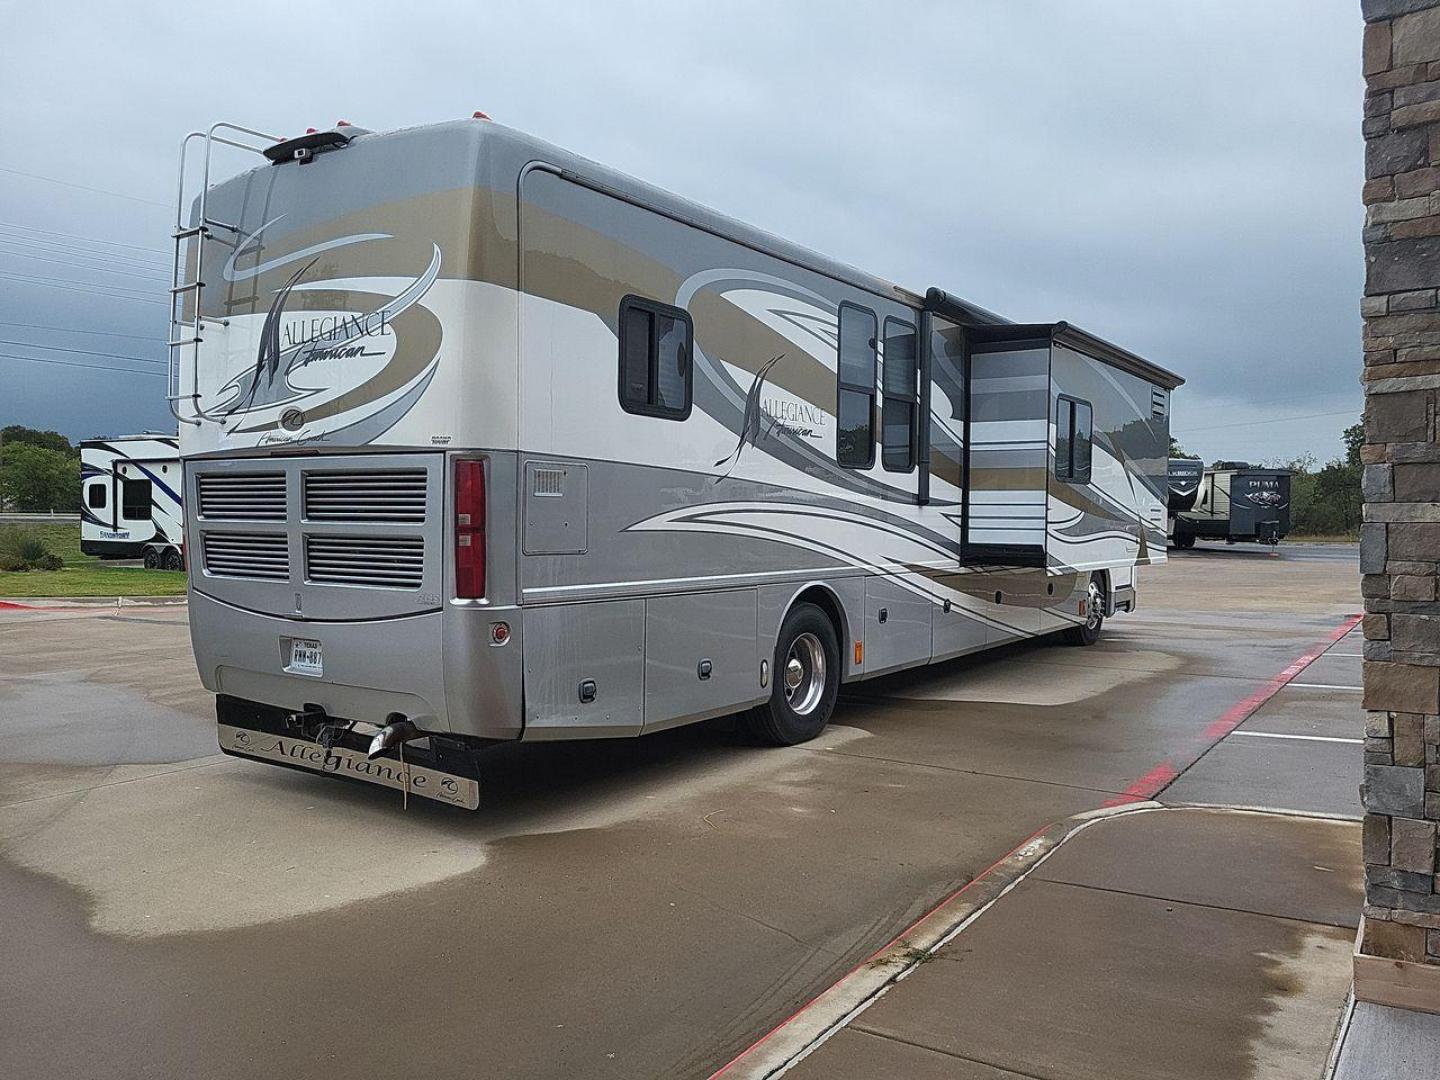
[0,0,1363,462]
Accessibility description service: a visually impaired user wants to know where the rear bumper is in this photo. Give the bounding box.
[216,695,480,809]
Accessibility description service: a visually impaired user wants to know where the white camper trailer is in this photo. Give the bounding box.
[80,434,185,569]
[172,118,1183,809]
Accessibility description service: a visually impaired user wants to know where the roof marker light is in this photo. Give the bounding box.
[305,127,318,134]
[336,120,351,127]
[472,111,491,120]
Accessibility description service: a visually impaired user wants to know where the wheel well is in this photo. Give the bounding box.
[790,585,848,656]
[1093,569,1112,615]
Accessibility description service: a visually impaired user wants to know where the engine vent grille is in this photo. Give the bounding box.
[303,470,427,523]
[305,535,424,590]
[197,473,287,520]
[202,532,289,580]
[533,468,565,496]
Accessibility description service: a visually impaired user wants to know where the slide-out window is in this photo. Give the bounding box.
[121,477,152,520]
[881,317,918,472]
[837,303,877,468]
[1055,397,1093,483]
[87,484,107,510]
[618,295,692,420]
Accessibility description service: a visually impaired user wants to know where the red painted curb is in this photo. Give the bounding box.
[1101,612,1363,807]
[707,820,1056,1079]
[708,612,1365,1077]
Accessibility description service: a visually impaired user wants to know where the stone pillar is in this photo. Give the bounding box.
[1358,0,1440,1009]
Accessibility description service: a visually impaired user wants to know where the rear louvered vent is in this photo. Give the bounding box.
[306,536,424,590]
[304,470,427,523]
[1151,389,1167,418]
[203,533,289,580]
[197,473,286,520]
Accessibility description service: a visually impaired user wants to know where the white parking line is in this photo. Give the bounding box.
[1230,731,1363,745]
[1285,682,1363,691]
[1324,652,1364,658]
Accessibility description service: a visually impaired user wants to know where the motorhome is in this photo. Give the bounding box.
[79,434,185,569]
[171,117,1183,809]
[1171,462,1290,548]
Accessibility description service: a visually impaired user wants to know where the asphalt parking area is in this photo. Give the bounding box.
[0,544,1360,1079]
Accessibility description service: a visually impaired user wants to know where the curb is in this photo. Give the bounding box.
[0,596,189,611]
[709,800,1164,1080]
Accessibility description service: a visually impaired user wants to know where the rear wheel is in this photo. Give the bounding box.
[746,603,841,746]
[142,547,160,570]
[1063,575,1106,646]
[163,547,184,571]
[1174,532,1195,550]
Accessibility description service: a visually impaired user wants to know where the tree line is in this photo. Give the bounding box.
[0,426,81,513]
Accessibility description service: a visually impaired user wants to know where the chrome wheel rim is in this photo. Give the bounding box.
[1085,581,1103,631]
[784,632,826,716]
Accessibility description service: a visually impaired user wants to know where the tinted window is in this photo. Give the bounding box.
[618,297,692,420]
[87,484,107,510]
[838,305,877,388]
[881,318,918,471]
[1055,397,1092,484]
[837,305,877,468]
[121,477,152,520]
[837,389,874,469]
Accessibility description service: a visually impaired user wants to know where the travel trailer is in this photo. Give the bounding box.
[79,434,185,569]
[171,117,1183,809]
[1171,462,1290,548]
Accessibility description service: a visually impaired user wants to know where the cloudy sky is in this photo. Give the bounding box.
[0,1,1363,464]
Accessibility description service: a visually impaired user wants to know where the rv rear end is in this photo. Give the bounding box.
[178,121,521,806]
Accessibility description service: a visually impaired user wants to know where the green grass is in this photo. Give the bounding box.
[0,523,187,598]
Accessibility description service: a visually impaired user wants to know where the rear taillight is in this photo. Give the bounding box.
[454,459,486,599]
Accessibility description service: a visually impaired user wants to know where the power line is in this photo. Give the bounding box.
[0,320,165,342]
[0,351,165,378]
[0,245,169,281]
[0,338,165,366]
[0,220,168,256]
[0,232,170,270]
[1173,408,1358,435]
[0,165,168,209]
[0,270,166,305]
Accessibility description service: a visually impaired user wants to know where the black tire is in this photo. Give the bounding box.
[142,548,160,570]
[1175,532,1196,550]
[746,603,841,746]
[1063,575,1106,646]
[163,547,184,571]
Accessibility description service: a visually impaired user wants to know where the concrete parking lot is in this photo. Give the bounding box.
[0,544,1361,1079]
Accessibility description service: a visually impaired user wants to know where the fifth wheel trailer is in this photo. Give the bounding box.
[79,434,185,569]
[170,117,1183,808]
[1170,462,1291,549]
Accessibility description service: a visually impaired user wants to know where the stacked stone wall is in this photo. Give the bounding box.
[1361,0,1440,966]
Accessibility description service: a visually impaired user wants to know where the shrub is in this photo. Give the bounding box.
[0,528,64,571]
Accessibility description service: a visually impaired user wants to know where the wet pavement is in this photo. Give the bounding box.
[0,544,1360,1079]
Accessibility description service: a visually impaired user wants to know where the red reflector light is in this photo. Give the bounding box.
[472,110,491,120]
[455,459,486,599]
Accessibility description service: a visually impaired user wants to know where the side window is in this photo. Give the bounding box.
[618,295,692,420]
[87,484,107,510]
[881,317,918,472]
[121,477,152,520]
[837,304,877,468]
[1055,397,1093,484]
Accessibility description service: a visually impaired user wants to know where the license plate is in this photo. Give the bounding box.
[289,638,323,677]
[218,724,480,809]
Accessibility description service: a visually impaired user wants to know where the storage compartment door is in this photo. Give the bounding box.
[642,590,761,732]
[522,599,645,739]
[964,343,1050,566]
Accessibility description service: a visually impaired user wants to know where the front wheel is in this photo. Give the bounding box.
[142,548,160,570]
[746,603,841,746]
[1174,532,1196,550]
[1063,576,1105,646]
